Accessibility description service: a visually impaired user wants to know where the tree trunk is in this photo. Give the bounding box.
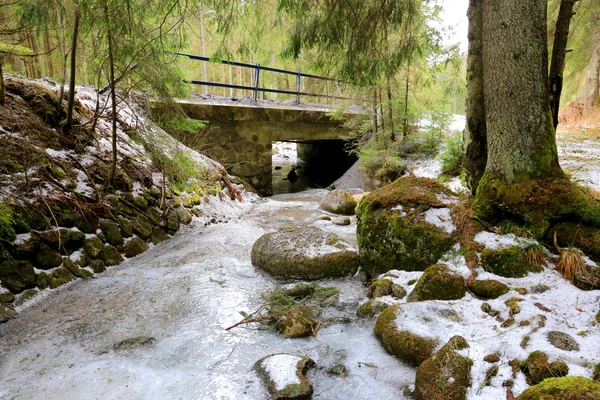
[387,79,394,140]
[549,0,577,130]
[372,87,378,137]
[105,2,118,185]
[65,6,80,131]
[28,29,42,78]
[464,0,487,195]
[584,49,600,111]
[44,31,54,78]
[481,0,563,182]
[0,60,5,106]
[402,65,410,137]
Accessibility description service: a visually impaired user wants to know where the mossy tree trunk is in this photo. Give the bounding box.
[463,0,487,195]
[480,0,563,183]
[64,6,80,131]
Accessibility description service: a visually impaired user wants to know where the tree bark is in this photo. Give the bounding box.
[105,2,118,185]
[402,65,410,137]
[584,49,600,111]
[387,79,394,140]
[0,60,5,106]
[549,0,577,130]
[463,0,487,195]
[481,0,563,182]
[65,6,80,131]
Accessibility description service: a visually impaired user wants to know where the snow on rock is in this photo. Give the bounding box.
[423,207,455,234]
[473,231,535,250]
[260,354,303,391]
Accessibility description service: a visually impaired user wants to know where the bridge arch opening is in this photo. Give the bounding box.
[271,140,357,195]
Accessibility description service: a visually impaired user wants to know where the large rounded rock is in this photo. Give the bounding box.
[35,248,63,269]
[251,225,357,280]
[374,305,438,367]
[319,189,357,215]
[124,237,149,258]
[522,351,569,384]
[83,236,104,259]
[415,336,472,400]
[99,245,124,266]
[407,264,466,302]
[0,303,17,323]
[49,267,76,289]
[0,260,36,293]
[468,279,509,299]
[255,354,315,400]
[357,177,456,277]
[516,376,600,400]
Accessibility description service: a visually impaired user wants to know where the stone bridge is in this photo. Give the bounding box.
[152,99,363,196]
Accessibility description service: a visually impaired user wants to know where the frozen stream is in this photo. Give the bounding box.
[0,190,412,400]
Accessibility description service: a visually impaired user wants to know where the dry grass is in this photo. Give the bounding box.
[523,243,547,268]
[558,102,600,128]
[555,247,586,283]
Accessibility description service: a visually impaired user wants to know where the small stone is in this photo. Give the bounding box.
[319,189,357,215]
[391,284,407,299]
[176,208,193,225]
[501,318,515,328]
[151,227,169,245]
[518,288,528,295]
[0,304,17,323]
[315,215,331,221]
[407,264,466,302]
[283,283,316,298]
[531,284,551,294]
[369,279,393,298]
[523,351,569,384]
[468,279,510,299]
[0,291,15,304]
[484,354,500,363]
[547,331,580,352]
[331,216,351,226]
[254,354,315,400]
[357,300,389,318]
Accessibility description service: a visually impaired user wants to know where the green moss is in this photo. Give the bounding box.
[522,351,569,385]
[481,246,543,278]
[468,279,509,299]
[593,363,600,382]
[516,376,600,400]
[49,267,76,289]
[0,203,16,244]
[369,279,393,298]
[0,260,36,293]
[407,264,466,302]
[374,305,438,368]
[357,300,389,318]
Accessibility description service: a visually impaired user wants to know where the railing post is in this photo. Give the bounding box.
[253,63,260,101]
[296,71,301,103]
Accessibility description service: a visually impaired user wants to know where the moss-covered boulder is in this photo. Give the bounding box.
[357,177,456,277]
[35,248,63,269]
[132,217,153,240]
[83,236,104,259]
[516,376,600,400]
[374,305,438,367]
[165,210,180,234]
[407,264,466,302]
[468,279,510,299]
[254,354,315,400]
[124,237,149,258]
[415,336,472,400]
[319,189,357,215]
[49,267,76,289]
[99,245,124,266]
[369,279,393,298]
[0,260,36,293]
[0,291,15,304]
[117,216,133,238]
[176,208,193,225]
[150,227,169,245]
[522,351,569,385]
[89,260,106,273]
[481,246,543,278]
[251,225,357,280]
[357,299,390,318]
[0,303,17,323]
[99,219,124,247]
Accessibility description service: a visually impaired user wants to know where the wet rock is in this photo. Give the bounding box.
[35,248,63,270]
[49,267,76,289]
[0,260,36,293]
[368,279,393,298]
[254,354,315,400]
[251,225,357,280]
[315,215,331,221]
[83,236,104,259]
[41,228,71,249]
[331,216,351,226]
[0,303,17,323]
[99,219,124,247]
[99,245,124,266]
[283,283,316,298]
[357,299,389,318]
[0,291,15,304]
[63,258,85,278]
[484,354,500,363]
[132,217,153,240]
[176,208,193,225]
[276,309,316,338]
[391,284,407,299]
[481,246,543,278]
[35,272,49,290]
[357,177,456,277]
[407,264,466,302]
[124,237,149,258]
[415,336,472,400]
[319,189,357,215]
[374,305,438,367]
[113,336,156,351]
[89,260,106,273]
[165,210,180,234]
[151,227,169,245]
[547,331,580,352]
[522,350,569,384]
[468,279,509,299]
[516,377,600,400]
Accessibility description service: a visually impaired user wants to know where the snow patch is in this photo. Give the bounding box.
[423,207,455,234]
[261,354,303,391]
